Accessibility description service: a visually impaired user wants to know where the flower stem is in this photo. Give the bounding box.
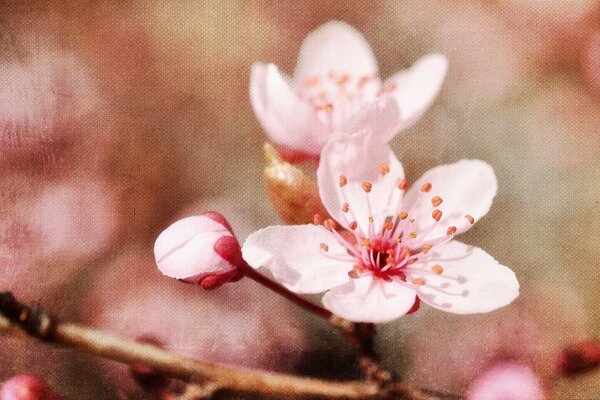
[237,261,333,320]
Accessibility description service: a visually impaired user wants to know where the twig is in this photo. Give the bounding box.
[0,292,461,400]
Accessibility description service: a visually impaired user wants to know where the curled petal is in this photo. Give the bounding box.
[293,21,378,85]
[409,240,519,314]
[317,98,404,231]
[402,159,497,244]
[242,225,351,294]
[250,63,327,155]
[322,276,417,323]
[384,53,448,131]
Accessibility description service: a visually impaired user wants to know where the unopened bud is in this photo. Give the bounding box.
[130,336,170,392]
[557,339,600,375]
[0,374,60,400]
[154,212,242,288]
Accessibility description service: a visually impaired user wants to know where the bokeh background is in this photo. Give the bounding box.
[1,1,600,398]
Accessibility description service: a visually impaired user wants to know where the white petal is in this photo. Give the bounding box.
[401,159,497,244]
[409,240,519,314]
[317,98,404,231]
[250,63,327,154]
[384,53,447,131]
[322,276,416,323]
[242,225,352,294]
[293,21,378,84]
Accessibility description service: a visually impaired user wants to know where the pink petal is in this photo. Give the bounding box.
[154,215,235,281]
[402,159,497,244]
[322,276,416,323]
[242,225,351,294]
[293,21,378,85]
[384,53,447,131]
[250,63,327,154]
[409,240,519,314]
[467,362,545,400]
[317,98,404,231]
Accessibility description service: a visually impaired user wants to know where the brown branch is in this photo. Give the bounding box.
[0,292,461,400]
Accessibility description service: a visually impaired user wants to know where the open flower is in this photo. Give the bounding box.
[154,212,243,289]
[242,98,518,323]
[250,21,447,161]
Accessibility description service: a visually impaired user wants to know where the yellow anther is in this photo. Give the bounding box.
[398,178,409,191]
[421,182,432,192]
[399,211,408,220]
[431,196,443,207]
[432,209,443,222]
[432,265,444,275]
[408,232,417,239]
[339,175,348,187]
[379,163,390,176]
[362,182,373,193]
[412,277,426,286]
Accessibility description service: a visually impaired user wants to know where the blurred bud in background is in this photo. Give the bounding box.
[0,374,60,400]
[466,362,546,400]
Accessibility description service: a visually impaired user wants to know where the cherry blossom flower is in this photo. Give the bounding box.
[250,21,447,161]
[466,362,545,400]
[154,212,243,289]
[242,98,518,323]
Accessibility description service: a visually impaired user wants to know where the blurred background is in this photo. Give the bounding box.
[1,1,599,398]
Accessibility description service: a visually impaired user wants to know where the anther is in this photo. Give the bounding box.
[384,220,393,230]
[422,244,431,254]
[379,163,390,176]
[323,103,334,113]
[362,182,372,193]
[349,221,358,230]
[432,209,443,222]
[432,265,444,274]
[341,202,350,212]
[320,243,329,252]
[431,196,443,207]
[446,226,457,236]
[339,175,348,187]
[399,211,408,220]
[398,178,409,191]
[323,219,337,231]
[465,214,475,225]
[408,232,417,239]
[421,182,432,192]
[368,216,374,223]
[313,214,323,225]
[412,277,426,286]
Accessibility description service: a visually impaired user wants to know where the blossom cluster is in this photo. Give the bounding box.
[155,21,519,324]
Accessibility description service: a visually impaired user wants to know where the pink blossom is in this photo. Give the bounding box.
[0,374,60,400]
[154,212,243,288]
[250,21,447,161]
[242,98,518,323]
[466,362,545,400]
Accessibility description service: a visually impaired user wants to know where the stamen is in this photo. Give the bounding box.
[398,178,409,191]
[323,219,337,231]
[412,277,426,286]
[313,214,323,225]
[399,211,408,220]
[432,265,444,275]
[465,214,475,225]
[421,182,432,192]
[362,182,372,193]
[379,163,390,176]
[349,221,358,230]
[432,209,443,222]
[341,202,350,213]
[339,175,347,187]
[431,196,443,207]
[446,226,457,236]
[323,103,334,113]
[384,220,393,230]
[408,232,417,239]
[320,243,329,252]
[422,243,431,254]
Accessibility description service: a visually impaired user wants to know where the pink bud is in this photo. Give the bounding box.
[0,374,60,400]
[129,336,170,392]
[557,339,600,375]
[466,362,545,400]
[154,212,242,287]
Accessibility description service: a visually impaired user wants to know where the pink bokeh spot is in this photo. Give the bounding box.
[250,21,447,160]
[242,100,519,323]
[0,374,60,400]
[467,362,545,400]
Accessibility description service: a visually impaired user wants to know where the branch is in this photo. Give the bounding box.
[0,292,461,400]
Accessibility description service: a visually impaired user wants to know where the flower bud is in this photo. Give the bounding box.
[557,339,600,375]
[129,335,170,392]
[0,374,60,400]
[154,212,243,288]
